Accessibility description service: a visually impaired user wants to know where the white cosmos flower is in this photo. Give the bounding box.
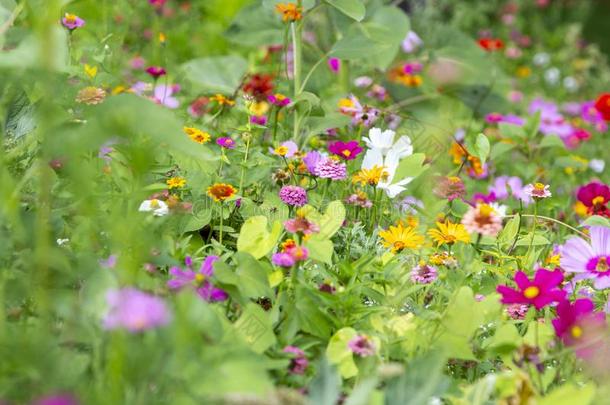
[489,202,508,217]
[362,128,413,157]
[590,159,605,173]
[362,147,413,198]
[139,199,169,216]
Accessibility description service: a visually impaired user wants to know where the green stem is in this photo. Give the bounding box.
[506,214,589,239]
[526,202,538,261]
[291,15,303,142]
[219,203,224,246]
[272,108,280,144]
[239,138,251,193]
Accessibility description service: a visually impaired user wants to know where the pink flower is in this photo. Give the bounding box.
[314,158,347,180]
[402,31,423,53]
[410,262,438,284]
[167,256,228,302]
[328,140,363,160]
[284,217,319,235]
[279,185,308,207]
[523,183,552,199]
[146,66,166,79]
[348,335,376,357]
[250,115,267,125]
[102,288,171,332]
[216,137,236,149]
[268,93,291,107]
[560,226,610,289]
[61,13,85,30]
[153,84,179,109]
[552,298,606,358]
[506,304,529,320]
[328,57,340,73]
[461,203,503,237]
[129,56,146,70]
[286,246,308,262]
[433,176,465,201]
[283,346,309,374]
[496,268,566,310]
[272,252,295,268]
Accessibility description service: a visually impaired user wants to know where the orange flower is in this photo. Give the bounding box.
[207,183,237,202]
[275,3,302,22]
[210,94,235,106]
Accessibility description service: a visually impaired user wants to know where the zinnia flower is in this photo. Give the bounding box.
[275,2,302,22]
[506,304,529,320]
[461,203,503,237]
[102,288,171,332]
[552,298,607,358]
[427,221,471,246]
[594,93,610,121]
[272,252,295,267]
[345,191,372,208]
[314,158,347,180]
[183,127,211,144]
[523,183,552,199]
[139,199,169,216]
[216,137,236,149]
[268,93,291,107]
[577,182,610,217]
[348,334,376,357]
[560,226,610,289]
[284,346,309,374]
[167,256,228,302]
[61,13,85,30]
[410,262,438,284]
[75,87,106,105]
[207,183,237,202]
[496,268,566,310]
[243,73,275,100]
[378,222,425,253]
[433,176,465,201]
[145,66,166,79]
[328,140,363,160]
[166,177,186,189]
[279,185,308,207]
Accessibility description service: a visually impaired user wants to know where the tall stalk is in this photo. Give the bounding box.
[291,3,303,142]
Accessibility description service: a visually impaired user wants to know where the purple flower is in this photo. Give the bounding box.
[270,141,299,158]
[279,185,308,207]
[560,226,610,289]
[328,140,363,160]
[272,252,295,267]
[410,262,438,284]
[98,140,117,162]
[303,151,322,174]
[216,137,236,149]
[167,256,228,302]
[146,66,167,79]
[250,115,267,125]
[529,98,573,138]
[99,254,118,269]
[153,84,179,109]
[402,31,423,53]
[348,335,376,357]
[102,288,171,332]
[328,57,340,73]
[34,394,80,405]
[485,113,524,126]
[489,176,532,205]
[314,158,347,180]
[61,13,85,30]
[268,93,291,107]
[284,346,309,374]
[581,101,608,132]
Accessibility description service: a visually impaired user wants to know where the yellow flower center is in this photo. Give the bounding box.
[338,98,355,108]
[393,241,406,251]
[65,13,76,23]
[342,150,351,157]
[592,196,606,206]
[571,325,583,339]
[534,183,546,190]
[523,286,540,299]
[596,257,609,272]
[478,204,494,217]
[150,199,160,208]
[195,273,205,283]
[275,146,289,156]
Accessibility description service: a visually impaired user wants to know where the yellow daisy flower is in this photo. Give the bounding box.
[427,221,471,246]
[379,223,425,253]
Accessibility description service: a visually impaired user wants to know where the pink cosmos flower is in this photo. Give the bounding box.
[102,288,171,332]
[328,58,340,73]
[153,84,179,109]
[216,137,236,149]
[167,256,228,302]
[61,13,85,30]
[348,335,376,357]
[552,298,607,358]
[328,140,363,160]
[146,66,167,79]
[496,268,566,310]
[560,226,610,289]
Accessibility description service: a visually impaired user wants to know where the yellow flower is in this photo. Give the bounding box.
[545,254,561,267]
[275,3,302,22]
[84,64,97,79]
[183,126,211,144]
[516,66,531,78]
[249,101,269,116]
[427,221,471,246]
[378,223,425,253]
[352,165,388,186]
[166,177,186,189]
[207,183,237,202]
[338,98,355,109]
[573,201,588,217]
[210,94,235,106]
[274,145,289,156]
[159,32,167,44]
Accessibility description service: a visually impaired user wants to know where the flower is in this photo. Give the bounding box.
[34,394,80,405]
[243,74,275,100]
[338,95,379,127]
[328,57,340,73]
[552,298,606,358]
[506,304,529,320]
[328,140,363,160]
[560,226,610,289]
[363,128,413,157]
[270,141,298,158]
[379,222,425,253]
[594,93,610,121]
[75,87,106,105]
[489,176,531,204]
[167,256,228,302]
[402,31,423,53]
[496,268,566,310]
[314,158,347,180]
[210,94,235,106]
[139,199,169,216]
[352,165,388,187]
[279,185,308,207]
[284,346,308,374]
[580,101,608,132]
[250,115,267,125]
[183,127,211,144]
[272,252,295,267]
[268,93,291,107]
[348,334,376,357]
[577,182,610,217]
[84,64,97,79]
[166,177,186,189]
[360,142,414,198]
[275,2,302,22]
[145,66,167,79]
[478,38,504,51]
[153,84,180,109]
[427,221,471,246]
[207,183,237,202]
[102,288,171,332]
[216,137,236,149]
[429,252,458,267]
[433,176,465,201]
[345,191,373,208]
[61,13,85,30]
[411,262,438,284]
[461,203,503,237]
[523,183,552,199]
[284,215,319,235]
[286,245,308,262]
[303,151,322,174]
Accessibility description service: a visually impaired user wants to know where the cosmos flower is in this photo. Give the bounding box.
[348,334,377,357]
[560,226,610,289]
[303,151,323,175]
[102,288,171,332]
[402,31,423,53]
[270,141,298,158]
[139,199,169,216]
[153,84,180,109]
[284,346,309,374]
[216,137,236,149]
[489,176,531,204]
[552,298,607,358]
[363,128,413,157]
[410,262,438,284]
[496,268,566,310]
[338,96,380,127]
[167,256,228,302]
[577,182,610,217]
[61,13,85,30]
[378,222,425,253]
[461,203,503,237]
[523,183,552,199]
[328,140,363,160]
[207,183,237,202]
[279,185,308,207]
[428,221,471,246]
[145,66,166,79]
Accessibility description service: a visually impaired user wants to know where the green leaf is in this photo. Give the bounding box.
[538,135,565,149]
[515,234,550,246]
[232,303,277,353]
[326,327,358,378]
[325,0,366,21]
[233,252,273,299]
[296,287,333,338]
[226,4,283,46]
[237,216,282,259]
[181,55,248,94]
[306,114,351,134]
[490,142,516,161]
[537,384,595,405]
[473,133,490,165]
[393,153,427,184]
[581,215,610,228]
[497,214,520,248]
[498,123,526,139]
[306,238,334,265]
[181,210,212,233]
[305,200,345,239]
[308,358,342,405]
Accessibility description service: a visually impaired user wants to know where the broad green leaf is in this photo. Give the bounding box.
[296,287,333,338]
[538,135,565,149]
[226,4,283,46]
[233,303,277,353]
[305,200,345,239]
[182,55,248,94]
[233,252,273,299]
[497,214,520,248]
[473,133,490,165]
[581,216,610,228]
[308,358,341,405]
[306,114,351,134]
[393,153,427,184]
[237,216,282,259]
[515,234,550,246]
[498,123,526,138]
[325,0,365,21]
[537,384,595,405]
[306,237,334,264]
[490,142,516,161]
[326,327,359,378]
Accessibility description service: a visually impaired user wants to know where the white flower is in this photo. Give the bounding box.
[489,202,508,217]
[533,52,550,66]
[139,199,169,216]
[402,30,423,53]
[361,148,413,198]
[544,67,560,85]
[563,76,578,92]
[354,76,373,88]
[363,128,413,158]
[57,238,70,246]
[590,159,605,173]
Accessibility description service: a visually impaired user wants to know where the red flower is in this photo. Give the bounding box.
[496,268,566,310]
[577,182,610,217]
[243,74,275,101]
[478,38,504,52]
[594,93,610,122]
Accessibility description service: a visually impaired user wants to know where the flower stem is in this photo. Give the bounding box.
[291,13,303,143]
[239,138,251,193]
[219,202,224,246]
[526,202,538,261]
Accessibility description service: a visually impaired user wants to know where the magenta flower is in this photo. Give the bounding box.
[167,256,228,302]
[272,252,295,267]
[410,262,438,284]
[102,288,171,332]
[577,182,610,217]
[250,115,267,125]
[560,226,610,289]
[146,66,167,79]
[403,62,423,75]
[328,140,363,160]
[149,0,167,7]
[581,101,608,132]
[496,268,566,310]
[314,158,347,180]
[279,185,308,207]
[34,394,80,405]
[328,57,340,73]
[552,298,606,358]
[268,93,291,107]
[284,346,309,374]
[61,13,85,30]
[348,334,376,357]
[216,137,236,149]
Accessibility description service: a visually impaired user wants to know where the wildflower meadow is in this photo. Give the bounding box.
[2,0,610,404]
